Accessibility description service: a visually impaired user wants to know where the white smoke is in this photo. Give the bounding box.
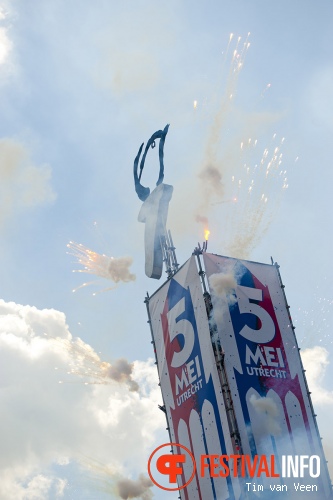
[108,256,136,283]
[116,474,153,500]
[198,164,224,201]
[51,335,140,391]
[67,242,136,294]
[195,214,209,231]
[207,263,244,331]
[249,394,281,436]
[0,298,164,499]
[208,272,238,305]
[104,358,139,392]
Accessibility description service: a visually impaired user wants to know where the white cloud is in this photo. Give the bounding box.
[301,345,333,405]
[0,3,16,83]
[0,138,56,226]
[0,26,11,65]
[0,298,164,499]
[301,346,333,477]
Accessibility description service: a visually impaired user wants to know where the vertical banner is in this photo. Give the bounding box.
[148,256,242,500]
[203,253,332,496]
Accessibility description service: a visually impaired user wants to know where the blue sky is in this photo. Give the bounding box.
[0,1,332,498]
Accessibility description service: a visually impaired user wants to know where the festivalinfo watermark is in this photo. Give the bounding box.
[148,443,321,493]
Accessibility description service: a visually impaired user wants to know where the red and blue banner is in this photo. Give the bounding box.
[148,256,242,499]
[203,253,332,496]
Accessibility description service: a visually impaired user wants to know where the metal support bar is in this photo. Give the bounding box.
[168,229,179,273]
[195,253,244,462]
[160,233,172,278]
[144,293,174,447]
[161,229,179,279]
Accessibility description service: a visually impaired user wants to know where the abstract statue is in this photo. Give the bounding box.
[133,125,173,279]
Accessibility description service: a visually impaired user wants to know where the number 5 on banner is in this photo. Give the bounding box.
[236,285,275,343]
[166,297,195,368]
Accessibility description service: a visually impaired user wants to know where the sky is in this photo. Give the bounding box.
[0,0,333,498]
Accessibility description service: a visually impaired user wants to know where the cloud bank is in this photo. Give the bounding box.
[0,298,164,499]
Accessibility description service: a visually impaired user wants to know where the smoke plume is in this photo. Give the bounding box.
[51,335,139,390]
[67,242,136,293]
[116,474,153,500]
[249,394,281,436]
[195,214,209,227]
[104,358,139,392]
[207,264,244,335]
[209,272,237,305]
[168,36,287,259]
[198,164,224,200]
[108,256,136,283]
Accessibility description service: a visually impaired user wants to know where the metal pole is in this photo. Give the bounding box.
[144,293,174,446]
[194,252,246,482]
[168,229,179,272]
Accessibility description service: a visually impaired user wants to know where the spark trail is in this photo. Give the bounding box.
[48,333,139,390]
[294,280,333,349]
[221,133,289,257]
[67,241,135,294]
[188,33,294,258]
[77,457,153,499]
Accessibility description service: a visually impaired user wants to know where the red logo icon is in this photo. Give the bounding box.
[148,442,196,491]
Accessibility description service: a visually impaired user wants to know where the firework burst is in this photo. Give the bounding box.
[67,241,135,294]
